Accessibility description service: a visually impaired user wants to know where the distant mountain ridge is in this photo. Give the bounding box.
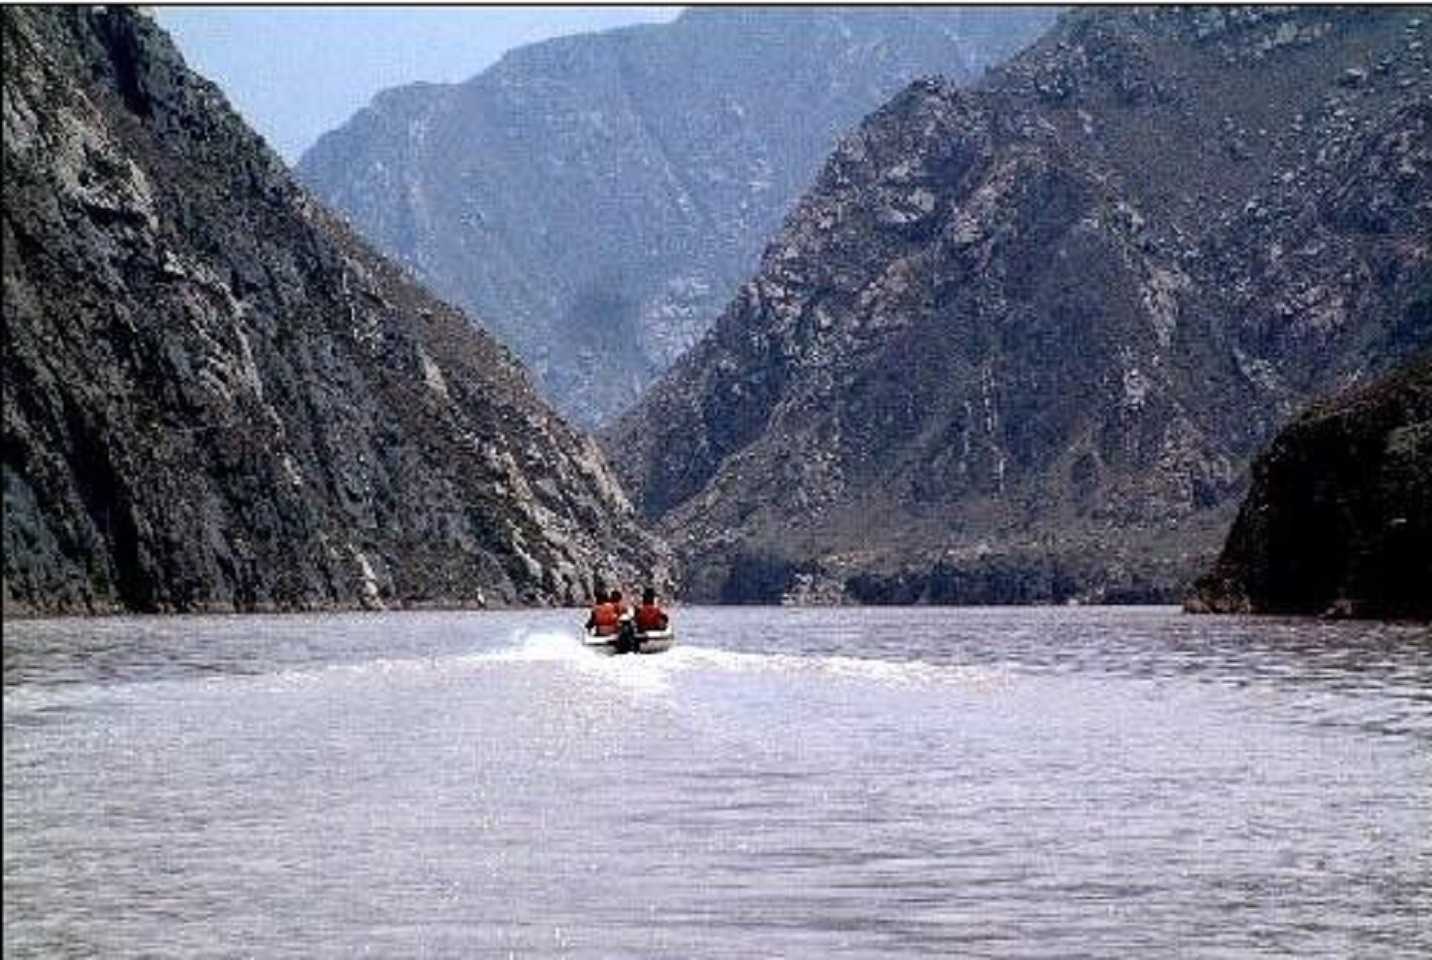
[604,5,1432,603]
[2,6,668,615]
[296,6,1060,427]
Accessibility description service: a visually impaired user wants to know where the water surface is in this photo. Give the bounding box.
[5,607,1430,957]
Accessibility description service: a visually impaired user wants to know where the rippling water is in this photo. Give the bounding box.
[4,607,1430,957]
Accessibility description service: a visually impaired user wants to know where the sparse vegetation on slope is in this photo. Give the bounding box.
[605,6,1432,604]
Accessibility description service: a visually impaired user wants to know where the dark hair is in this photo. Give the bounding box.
[642,587,656,604]
[594,589,608,603]
[610,589,622,602]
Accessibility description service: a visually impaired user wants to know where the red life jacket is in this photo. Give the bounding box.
[591,602,619,636]
[635,603,667,632]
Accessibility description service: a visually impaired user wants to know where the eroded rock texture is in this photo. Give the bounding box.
[296,7,1059,427]
[3,7,670,615]
[605,6,1432,604]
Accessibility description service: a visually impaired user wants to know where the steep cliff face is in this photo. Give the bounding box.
[1189,352,1431,620]
[605,6,1432,603]
[296,6,1060,427]
[2,7,669,616]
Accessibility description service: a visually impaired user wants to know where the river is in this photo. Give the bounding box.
[4,606,1429,957]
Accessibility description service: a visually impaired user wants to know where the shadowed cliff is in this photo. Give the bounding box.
[1189,352,1431,620]
[3,7,670,615]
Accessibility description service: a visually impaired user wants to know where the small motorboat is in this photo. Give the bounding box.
[583,621,676,656]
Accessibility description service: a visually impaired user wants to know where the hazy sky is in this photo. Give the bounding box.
[156,6,683,164]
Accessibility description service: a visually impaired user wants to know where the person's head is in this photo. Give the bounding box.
[594,589,608,604]
[610,589,622,603]
[642,586,656,605]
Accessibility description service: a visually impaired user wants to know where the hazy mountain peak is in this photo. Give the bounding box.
[297,7,1060,427]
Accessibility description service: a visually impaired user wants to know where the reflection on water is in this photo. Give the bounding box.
[4,607,1430,957]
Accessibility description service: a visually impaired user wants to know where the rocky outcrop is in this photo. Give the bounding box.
[2,7,669,616]
[1188,352,1431,620]
[604,6,1432,604]
[296,7,1059,427]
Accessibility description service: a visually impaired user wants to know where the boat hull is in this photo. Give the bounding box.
[582,627,676,656]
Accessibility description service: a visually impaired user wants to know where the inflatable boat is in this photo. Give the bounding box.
[582,623,676,656]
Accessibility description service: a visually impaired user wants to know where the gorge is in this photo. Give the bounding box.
[3,6,668,616]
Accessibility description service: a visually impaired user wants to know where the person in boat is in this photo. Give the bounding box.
[585,589,620,637]
[608,589,632,626]
[634,586,669,634]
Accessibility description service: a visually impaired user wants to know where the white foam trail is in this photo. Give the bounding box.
[453,629,678,697]
[471,633,1009,693]
[3,632,1007,715]
[478,629,601,664]
[227,630,609,693]
[484,631,994,698]
[651,645,1007,690]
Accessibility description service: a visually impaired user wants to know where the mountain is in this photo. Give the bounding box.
[2,6,669,616]
[296,6,1060,427]
[1188,350,1430,620]
[603,6,1432,604]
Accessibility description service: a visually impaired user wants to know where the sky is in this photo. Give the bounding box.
[156,6,683,165]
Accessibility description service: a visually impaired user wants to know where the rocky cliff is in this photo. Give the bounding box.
[604,6,1432,604]
[2,6,669,616]
[295,6,1059,427]
[1188,352,1431,620]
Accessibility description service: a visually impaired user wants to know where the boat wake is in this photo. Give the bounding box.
[3,627,1009,720]
[482,629,1010,693]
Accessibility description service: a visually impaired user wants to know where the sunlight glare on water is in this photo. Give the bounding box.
[4,606,1430,958]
